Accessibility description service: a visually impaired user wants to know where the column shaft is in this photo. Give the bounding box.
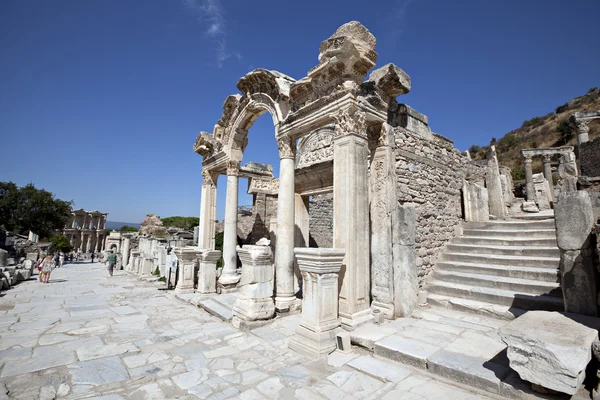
[543,156,555,201]
[524,158,535,201]
[220,173,240,286]
[199,181,217,250]
[275,156,297,311]
[334,132,372,329]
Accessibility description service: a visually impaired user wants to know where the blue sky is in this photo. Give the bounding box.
[1,0,598,223]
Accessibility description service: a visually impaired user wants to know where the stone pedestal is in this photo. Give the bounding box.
[174,247,201,293]
[232,245,275,328]
[197,249,221,294]
[289,248,345,357]
[554,191,598,316]
[140,258,154,276]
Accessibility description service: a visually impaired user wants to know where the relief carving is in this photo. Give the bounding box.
[226,160,241,176]
[296,129,334,168]
[277,135,297,159]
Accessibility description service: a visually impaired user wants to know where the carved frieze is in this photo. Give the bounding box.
[193,132,222,158]
[248,178,279,194]
[296,129,334,169]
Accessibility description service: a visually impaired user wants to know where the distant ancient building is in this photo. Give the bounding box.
[62,209,108,253]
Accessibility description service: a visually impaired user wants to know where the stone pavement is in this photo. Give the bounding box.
[0,262,496,399]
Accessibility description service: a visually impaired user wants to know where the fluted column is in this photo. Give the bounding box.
[219,161,241,288]
[199,170,217,250]
[275,135,298,312]
[543,155,554,201]
[524,156,535,202]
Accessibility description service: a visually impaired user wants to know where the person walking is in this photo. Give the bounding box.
[107,250,117,277]
[90,251,95,263]
[40,254,54,283]
[59,252,64,268]
[53,252,60,268]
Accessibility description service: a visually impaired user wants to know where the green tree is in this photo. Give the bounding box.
[511,166,525,182]
[119,225,139,232]
[557,119,575,142]
[0,182,72,237]
[468,145,482,154]
[161,216,199,230]
[50,234,73,253]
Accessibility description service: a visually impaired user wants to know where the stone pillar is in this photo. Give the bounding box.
[333,111,372,329]
[289,248,345,357]
[486,146,506,219]
[220,161,241,289]
[542,155,555,201]
[199,170,217,250]
[174,247,200,293]
[274,135,298,312]
[294,194,309,295]
[121,238,130,269]
[524,156,535,202]
[232,245,275,328]
[197,249,221,294]
[393,203,419,318]
[369,124,397,319]
[554,191,598,316]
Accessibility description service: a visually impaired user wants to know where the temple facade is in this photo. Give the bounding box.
[62,209,108,253]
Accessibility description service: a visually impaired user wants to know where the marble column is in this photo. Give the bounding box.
[289,248,345,357]
[542,155,554,201]
[274,135,298,312]
[333,110,372,330]
[197,249,221,294]
[174,247,200,293]
[524,156,535,202]
[121,238,130,268]
[576,119,590,147]
[199,170,217,250]
[219,161,241,289]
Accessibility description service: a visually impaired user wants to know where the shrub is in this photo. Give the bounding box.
[511,166,525,182]
[120,225,138,232]
[153,266,160,276]
[468,145,482,154]
[557,119,575,142]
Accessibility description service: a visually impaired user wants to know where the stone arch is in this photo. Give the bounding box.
[217,69,295,162]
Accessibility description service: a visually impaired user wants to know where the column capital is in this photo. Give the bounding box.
[524,156,533,164]
[575,119,590,134]
[226,160,241,176]
[202,170,216,186]
[542,154,552,163]
[334,105,367,139]
[277,135,296,159]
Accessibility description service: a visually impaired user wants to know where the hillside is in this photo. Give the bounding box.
[471,87,600,180]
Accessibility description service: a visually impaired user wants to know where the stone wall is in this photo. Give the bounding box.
[580,137,600,177]
[394,126,485,286]
[309,192,333,248]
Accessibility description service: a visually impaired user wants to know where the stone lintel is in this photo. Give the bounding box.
[573,110,600,121]
[521,146,574,158]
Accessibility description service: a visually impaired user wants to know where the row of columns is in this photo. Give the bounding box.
[523,154,555,202]
[197,119,371,328]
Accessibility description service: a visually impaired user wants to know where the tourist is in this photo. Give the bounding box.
[90,251,95,263]
[53,252,60,268]
[36,255,44,281]
[59,252,64,268]
[39,254,54,283]
[107,250,117,277]
[69,253,74,263]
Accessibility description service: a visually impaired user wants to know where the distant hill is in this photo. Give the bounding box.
[106,221,141,230]
[470,87,600,179]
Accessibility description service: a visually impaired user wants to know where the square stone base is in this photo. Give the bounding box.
[288,324,341,358]
[340,308,374,331]
[232,297,274,322]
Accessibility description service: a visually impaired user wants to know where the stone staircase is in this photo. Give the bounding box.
[425,219,563,320]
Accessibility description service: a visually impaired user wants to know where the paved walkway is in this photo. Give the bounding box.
[0,262,494,399]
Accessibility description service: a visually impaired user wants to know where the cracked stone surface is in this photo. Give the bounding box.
[0,262,493,399]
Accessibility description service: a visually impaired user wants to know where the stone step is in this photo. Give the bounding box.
[198,298,234,322]
[436,261,560,282]
[445,243,559,258]
[461,228,556,239]
[441,252,560,268]
[453,236,557,247]
[466,220,555,230]
[426,280,564,311]
[432,270,560,294]
[426,293,526,320]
